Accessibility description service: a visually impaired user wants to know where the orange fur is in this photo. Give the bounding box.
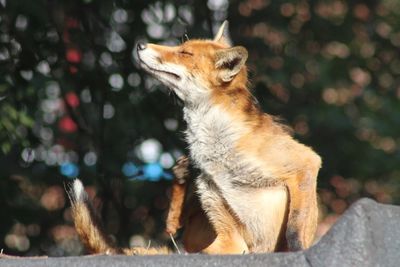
[71,201,118,254]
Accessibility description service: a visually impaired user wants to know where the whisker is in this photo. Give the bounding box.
[169,233,181,254]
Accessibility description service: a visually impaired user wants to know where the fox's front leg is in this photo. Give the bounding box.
[285,166,319,250]
[196,177,248,254]
[166,156,191,235]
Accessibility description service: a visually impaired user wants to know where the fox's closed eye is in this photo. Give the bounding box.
[179,50,194,56]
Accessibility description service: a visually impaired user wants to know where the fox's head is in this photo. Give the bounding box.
[137,21,248,104]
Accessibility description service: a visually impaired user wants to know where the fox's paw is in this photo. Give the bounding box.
[202,232,249,255]
[124,246,170,255]
[172,156,190,184]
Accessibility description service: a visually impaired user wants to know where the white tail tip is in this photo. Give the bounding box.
[72,179,87,202]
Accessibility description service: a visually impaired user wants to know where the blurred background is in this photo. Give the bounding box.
[0,0,399,256]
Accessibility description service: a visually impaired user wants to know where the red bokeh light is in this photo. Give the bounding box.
[66,48,82,63]
[59,116,78,133]
[65,92,80,108]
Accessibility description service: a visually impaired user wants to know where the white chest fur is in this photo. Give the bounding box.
[183,104,270,187]
[183,104,241,181]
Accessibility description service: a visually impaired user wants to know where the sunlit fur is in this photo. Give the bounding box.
[138,21,321,254]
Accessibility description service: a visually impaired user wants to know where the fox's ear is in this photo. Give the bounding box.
[213,20,232,46]
[215,46,248,82]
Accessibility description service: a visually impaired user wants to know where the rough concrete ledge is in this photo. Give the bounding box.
[2,198,399,267]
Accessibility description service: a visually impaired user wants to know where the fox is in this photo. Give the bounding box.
[67,20,321,255]
[137,20,322,254]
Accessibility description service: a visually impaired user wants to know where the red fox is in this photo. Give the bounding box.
[68,20,321,255]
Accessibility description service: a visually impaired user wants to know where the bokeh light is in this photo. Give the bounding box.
[65,92,80,108]
[143,163,163,181]
[122,162,139,177]
[137,139,162,163]
[60,162,79,178]
[58,117,78,133]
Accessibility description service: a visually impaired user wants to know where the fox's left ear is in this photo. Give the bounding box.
[215,46,248,82]
[213,20,232,46]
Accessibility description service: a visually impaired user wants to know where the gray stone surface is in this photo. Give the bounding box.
[1,198,399,267]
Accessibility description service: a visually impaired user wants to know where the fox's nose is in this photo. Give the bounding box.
[137,43,147,51]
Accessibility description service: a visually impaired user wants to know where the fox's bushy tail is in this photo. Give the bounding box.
[66,179,169,255]
[66,179,118,254]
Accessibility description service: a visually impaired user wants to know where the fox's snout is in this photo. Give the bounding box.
[136,42,149,63]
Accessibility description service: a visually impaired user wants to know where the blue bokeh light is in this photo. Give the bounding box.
[122,162,139,177]
[60,162,79,178]
[143,163,163,181]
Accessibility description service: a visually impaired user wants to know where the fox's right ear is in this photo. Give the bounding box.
[215,46,248,83]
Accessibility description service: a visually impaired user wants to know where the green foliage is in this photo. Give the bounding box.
[0,0,399,256]
[0,102,33,153]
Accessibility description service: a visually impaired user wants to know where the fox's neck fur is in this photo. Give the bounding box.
[183,72,286,155]
[183,75,253,170]
[185,69,263,127]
